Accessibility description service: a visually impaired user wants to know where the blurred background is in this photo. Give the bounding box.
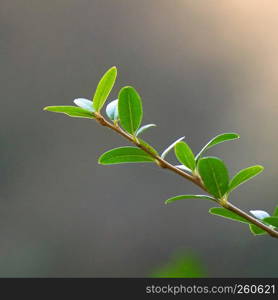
[0,0,278,277]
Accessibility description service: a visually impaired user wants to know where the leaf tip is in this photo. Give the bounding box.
[234,133,240,139]
[97,156,104,165]
[120,85,132,92]
[109,66,118,76]
[208,208,214,214]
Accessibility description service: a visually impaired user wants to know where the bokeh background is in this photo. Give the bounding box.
[1,0,278,277]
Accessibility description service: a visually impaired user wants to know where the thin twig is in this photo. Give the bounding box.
[94,113,278,239]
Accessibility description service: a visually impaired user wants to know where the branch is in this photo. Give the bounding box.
[95,112,278,239]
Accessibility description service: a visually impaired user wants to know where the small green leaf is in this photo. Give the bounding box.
[273,206,278,217]
[229,166,264,192]
[198,157,229,199]
[136,124,156,136]
[209,207,251,224]
[174,141,196,171]
[98,147,154,165]
[161,137,185,159]
[106,99,118,121]
[43,106,94,119]
[165,195,216,204]
[118,86,143,135]
[137,138,158,156]
[249,224,267,235]
[263,217,278,227]
[73,98,95,112]
[93,66,117,112]
[196,133,240,161]
[210,207,272,235]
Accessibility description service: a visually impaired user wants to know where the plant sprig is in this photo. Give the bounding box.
[44,66,278,239]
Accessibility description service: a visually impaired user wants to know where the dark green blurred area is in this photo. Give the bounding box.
[151,251,206,278]
[0,1,278,277]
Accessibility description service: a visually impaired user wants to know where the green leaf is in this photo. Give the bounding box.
[273,206,278,217]
[136,124,156,136]
[93,66,117,112]
[161,137,185,159]
[165,195,216,204]
[73,98,95,112]
[209,207,251,224]
[43,106,94,119]
[198,157,229,199]
[249,224,267,235]
[229,165,264,192]
[263,217,278,227]
[118,86,143,135]
[137,138,158,156]
[210,207,272,235]
[98,147,155,165]
[106,99,118,121]
[196,133,240,161]
[174,141,196,171]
